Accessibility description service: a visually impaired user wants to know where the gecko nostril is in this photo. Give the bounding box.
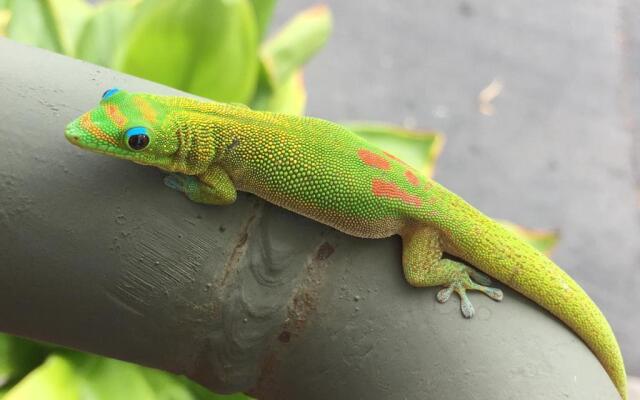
[64,127,81,143]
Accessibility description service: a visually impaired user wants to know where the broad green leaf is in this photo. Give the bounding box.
[250,0,276,40]
[6,0,92,55]
[69,352,254,400]
[3,355,79,400]
[346,123,444,178]
[264,69,307,115]
[70,354,160,400]
[59,350,238,400]
[141,369,252,400]
[253,69,307,115]
[6,0,65,52]
[116,0,259,103]
[261,4,331,87]
[0,0,8,21]
[56,0,93,56]
[499,221,559,255]
[0,334,48,390]
[0,9,10,36]
[137,368,200,400]
[0,332,253,400]
[76,0,138,67]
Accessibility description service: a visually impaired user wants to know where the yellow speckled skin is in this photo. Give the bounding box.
[65,90,626,399]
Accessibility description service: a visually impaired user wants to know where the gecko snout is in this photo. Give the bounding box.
[64,121,84,146]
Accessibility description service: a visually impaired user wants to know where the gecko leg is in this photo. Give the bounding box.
[401,226,503,318]
[164,165,237,205]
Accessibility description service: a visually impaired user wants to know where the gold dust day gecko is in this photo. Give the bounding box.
[65,88,627,399]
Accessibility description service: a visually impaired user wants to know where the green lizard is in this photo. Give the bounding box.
[65,88,627,399]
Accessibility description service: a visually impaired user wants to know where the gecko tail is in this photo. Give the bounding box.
[546,280,627,399]
[420,182,628,399]
[485,224,628,400]
[543,279,627,399]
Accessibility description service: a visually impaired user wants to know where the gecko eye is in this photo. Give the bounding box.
[125,127,150,151]
[102,88,120,100]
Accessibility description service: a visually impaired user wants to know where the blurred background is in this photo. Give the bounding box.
[0,0,638,398]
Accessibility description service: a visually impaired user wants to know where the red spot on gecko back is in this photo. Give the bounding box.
[404,170,420,186]
[358,149,390,170]
[371,179,422,207]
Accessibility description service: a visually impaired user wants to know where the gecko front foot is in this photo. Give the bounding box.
[436,266,503,318]
[164,173,195,193]
[163,169,236,206]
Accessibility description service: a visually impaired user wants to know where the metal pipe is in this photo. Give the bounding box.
[0,38,619,399]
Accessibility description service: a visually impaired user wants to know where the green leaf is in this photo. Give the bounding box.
[75,0,138,67]
[499,221,559,255]
[138,368,199,400]
[0,332,254,400]
[56,0,93,56]
[64,352,254,400]
[0,8,10,36]
[264,69,307,115]
[5,0,92,55]
[72,355,160,400]
[346,123,444,178]
[116,0,259,104]
[253,68,307,115]
[3,355,80,400]
[261,4,331,87]
[146,371,252,400]
[6,0,65,52]
[250,0,276,40]
[0,333,49,390]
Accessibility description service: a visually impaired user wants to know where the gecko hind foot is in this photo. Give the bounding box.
[436,272,503,318]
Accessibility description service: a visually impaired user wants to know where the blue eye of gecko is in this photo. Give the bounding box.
[102,88,120,100]
[125,127,150,151]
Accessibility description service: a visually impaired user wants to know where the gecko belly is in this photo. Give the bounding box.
[238,182,407,239]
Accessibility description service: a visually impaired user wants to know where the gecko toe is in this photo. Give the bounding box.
[164,173,199,194]
[436,286,454,303]
[446,284,475,318]
[458,289,475,318]
[485,287,503,301]
[468,282,503,301]
[164,174,185,191]
[437,270,503,318]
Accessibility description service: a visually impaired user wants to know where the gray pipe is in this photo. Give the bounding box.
[0,38,620,399]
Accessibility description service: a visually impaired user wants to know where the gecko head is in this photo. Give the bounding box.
[65,88,180,169]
